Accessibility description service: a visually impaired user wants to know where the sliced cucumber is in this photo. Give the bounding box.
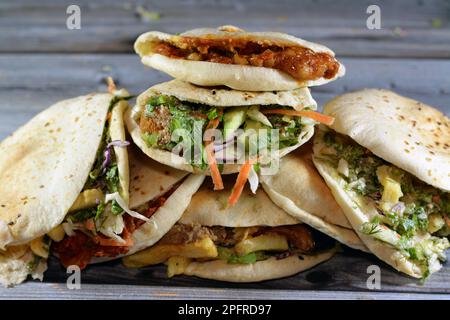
[223,107,247,140]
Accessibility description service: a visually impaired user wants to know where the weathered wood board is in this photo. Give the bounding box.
[1,0,450,57]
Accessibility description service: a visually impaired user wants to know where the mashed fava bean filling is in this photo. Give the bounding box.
[153,37,340,82]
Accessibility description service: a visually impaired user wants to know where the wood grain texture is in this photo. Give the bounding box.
[1,0,450,300]
[1,283,450,300]
[1,0,450,57]
[0,248,448,299]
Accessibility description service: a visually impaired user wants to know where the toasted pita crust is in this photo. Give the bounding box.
[126,80,315,175]
[323,89,450,191]
[183,249,335,282]
[260,145,368,252]
[0,93,114,247]
[313,129,442,278]
[135,26,345,91]
[180,176,298,227]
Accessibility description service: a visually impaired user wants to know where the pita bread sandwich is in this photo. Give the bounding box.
[123,176,336,282]
[0,87,132,286]
[53,145,204,268]
[260,145,367,252]
[126,80,335,195]
[312,89,450,279]
[134,25,345,91]
[0,83,204,287]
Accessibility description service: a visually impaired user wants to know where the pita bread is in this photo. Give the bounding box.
[135,26,345,91]
[180,176,299,227]
[313,128,443,278]
[0,93,113,247]
[128,174,205,255]
[128,145,188,209]
[110,98,131,203]
[323,89,450,191]
[183,250,335,283]
[260,145,368,252]
[126,80,316,175]
[0,93,131,285]
[125,167,335,282]
[92,147,204,261]
[136,79,317,110]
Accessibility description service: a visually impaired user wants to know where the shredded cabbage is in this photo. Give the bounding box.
[247,165,259,194]
[247,106,272,127]
[105,192,150,222]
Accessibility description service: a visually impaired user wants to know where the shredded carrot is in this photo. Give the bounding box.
[205,142,224,190]
[228,159,255,207]
[205,110,224,191]
[206,113,222,131]
[106,76,116,94]
[85,219,95,231]
[262,109,335,126]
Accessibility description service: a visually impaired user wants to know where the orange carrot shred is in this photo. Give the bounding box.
[228,159,255,207]
[205,110,224,190]
[262,109,335,126]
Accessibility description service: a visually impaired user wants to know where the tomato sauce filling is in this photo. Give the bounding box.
[52,185,179,269]
[153,37,340,81]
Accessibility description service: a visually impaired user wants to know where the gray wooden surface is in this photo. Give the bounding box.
[0,0,449,299]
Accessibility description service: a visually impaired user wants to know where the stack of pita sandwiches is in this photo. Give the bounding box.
[0,26,448,287]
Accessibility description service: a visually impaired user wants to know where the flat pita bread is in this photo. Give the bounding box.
[0,93,113,248]
[135,26,345,91]
[128,145,188,209]
[126,80,316,175]
[180,176,299,227]
[323,89,450,192]
[183,250,335,283]
[0,93,131,285]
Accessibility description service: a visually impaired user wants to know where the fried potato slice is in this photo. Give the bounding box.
[234,233,288,256]
[123,237,218,268]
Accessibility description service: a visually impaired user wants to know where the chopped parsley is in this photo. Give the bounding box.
[140,96,305,167]
[321,130,450,279]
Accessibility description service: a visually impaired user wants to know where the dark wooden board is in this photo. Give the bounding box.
[1,0,450,57]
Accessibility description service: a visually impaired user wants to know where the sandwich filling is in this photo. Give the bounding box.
[123,223,334,277]
[316,129,450,277]
[153,36,340,82]
[137,94,316,169]
[52,178,181,269]
[48,96,155,269]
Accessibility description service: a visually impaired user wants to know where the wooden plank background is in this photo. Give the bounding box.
[0,0,449,299]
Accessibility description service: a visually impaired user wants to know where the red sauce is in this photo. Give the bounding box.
[52,183,181,269]
[153,37,340,81]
